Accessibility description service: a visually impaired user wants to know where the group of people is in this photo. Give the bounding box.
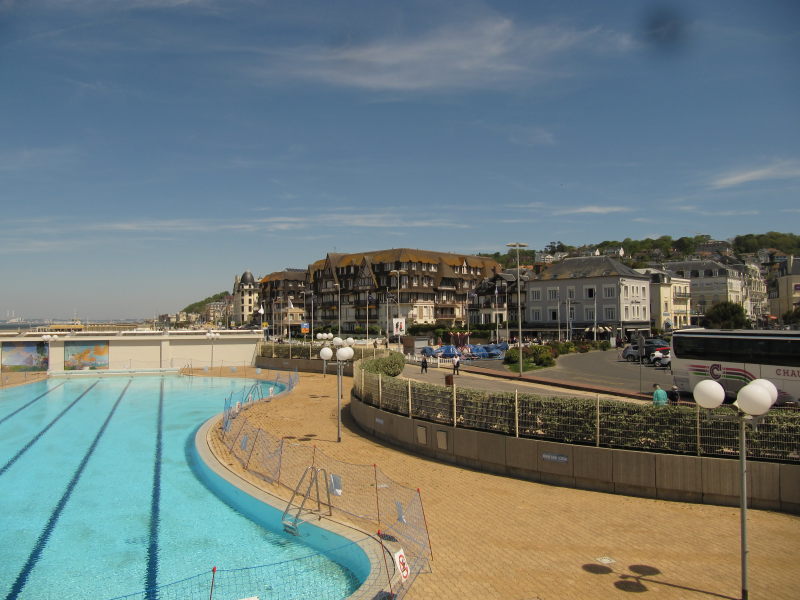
[419,354,459,375]
[652,383,681,406]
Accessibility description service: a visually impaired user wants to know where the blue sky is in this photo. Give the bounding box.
[1,0,798,320]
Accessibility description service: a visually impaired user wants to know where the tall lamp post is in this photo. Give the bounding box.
[335,283,341,336]
[389,269,407,351]
[319,337,354,443]
[506,242,528,378]
[693,378,779,600]
[206,331,220,368]
[301,291,314,359]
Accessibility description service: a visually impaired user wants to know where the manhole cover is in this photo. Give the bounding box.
[596,556,616,564]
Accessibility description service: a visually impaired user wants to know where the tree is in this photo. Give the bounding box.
[701,302,749,329]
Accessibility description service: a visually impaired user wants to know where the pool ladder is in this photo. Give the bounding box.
[281,466,332,536]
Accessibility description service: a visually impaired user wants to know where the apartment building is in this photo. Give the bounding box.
[472,270,524,340]
[525,256,651,340]
[258,269,307,335]
[665,260,750,323]
[231,271,259,326]
[635,268,691,331]
[308,249,500,334]
[769,256,800,319]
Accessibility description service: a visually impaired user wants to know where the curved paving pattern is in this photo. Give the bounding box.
[207,369,800,600]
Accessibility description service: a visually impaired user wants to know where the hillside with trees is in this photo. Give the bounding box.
[481,232,799,267]
[182,291,229,314]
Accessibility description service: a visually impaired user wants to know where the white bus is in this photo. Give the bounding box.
[671,329,800,406]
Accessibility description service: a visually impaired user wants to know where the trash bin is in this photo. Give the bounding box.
[444,374,454,386]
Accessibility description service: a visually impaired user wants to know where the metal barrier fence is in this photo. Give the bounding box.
[105,550,367,600]
[353,366,800,463]
[219,400,432,599]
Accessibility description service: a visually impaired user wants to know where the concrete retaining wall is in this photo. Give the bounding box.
[255,356,353,376]
[350,395,800,514]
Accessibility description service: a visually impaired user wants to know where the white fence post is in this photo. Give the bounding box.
[452,383,457,428]
[378,375,382,409]
[407,379,412,417]
[515,389,519,438]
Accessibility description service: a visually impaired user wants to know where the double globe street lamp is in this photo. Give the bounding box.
[693,377,779,600]
[319,336,355,443]
[205,331,221,368]
[41,334,59,372]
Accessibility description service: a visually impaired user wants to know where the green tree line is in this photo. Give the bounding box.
[182,291,230,314]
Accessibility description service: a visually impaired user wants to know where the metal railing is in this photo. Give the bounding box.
[353,366,800,463]
[219,401,432,599]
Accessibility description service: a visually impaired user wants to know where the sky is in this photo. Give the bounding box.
[1,0,798,320]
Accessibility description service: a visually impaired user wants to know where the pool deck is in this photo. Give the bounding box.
[170,369,800,599]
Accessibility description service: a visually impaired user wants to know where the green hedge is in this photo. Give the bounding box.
[357,364,800,462]
[361,352,406,377]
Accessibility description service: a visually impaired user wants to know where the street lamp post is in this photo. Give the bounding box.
[301,291,314,359]
[506,242,528,378]
[503,281,510,342]
[205,331,220,369]
[494,283,500,343]
[319,337,355,442]
[389,269,407,351]
[335,283,341,336]
[693,378,779,600]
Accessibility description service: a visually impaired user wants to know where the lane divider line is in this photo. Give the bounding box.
[144,378,165,599]
[4,379,132,600]
[0,382,66,427]
[0,381,99,478]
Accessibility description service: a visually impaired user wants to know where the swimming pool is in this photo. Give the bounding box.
[0,375,364,600]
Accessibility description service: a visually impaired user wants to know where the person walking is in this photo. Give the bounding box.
[452,355,460,375]
[421,356,428,374]
[652,383,668,406]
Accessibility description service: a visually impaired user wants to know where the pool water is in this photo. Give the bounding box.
[0,376,362,600]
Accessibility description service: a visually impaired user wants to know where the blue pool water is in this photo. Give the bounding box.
[0,376,363,600]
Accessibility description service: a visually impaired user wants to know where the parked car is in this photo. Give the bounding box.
[650,348,671,368]
[622,338,670,363]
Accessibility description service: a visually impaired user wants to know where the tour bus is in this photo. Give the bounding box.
[671,329,800,406]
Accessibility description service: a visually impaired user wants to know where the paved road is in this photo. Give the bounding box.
[407,348,675,399]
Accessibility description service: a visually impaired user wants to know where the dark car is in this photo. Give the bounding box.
[622,338,670,363]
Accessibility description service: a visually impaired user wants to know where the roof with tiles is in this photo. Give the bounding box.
[534,256,647,280]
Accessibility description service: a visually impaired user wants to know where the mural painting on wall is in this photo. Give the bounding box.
[64,341,109,370]
[0,341,48,372]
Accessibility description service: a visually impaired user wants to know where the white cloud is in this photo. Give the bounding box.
[710,159,800,189]
[553,205,633,215]
[251,16,632,92]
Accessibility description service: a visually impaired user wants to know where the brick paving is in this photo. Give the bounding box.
[205,369,800,600]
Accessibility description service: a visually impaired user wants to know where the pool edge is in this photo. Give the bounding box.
[195,414,397,600]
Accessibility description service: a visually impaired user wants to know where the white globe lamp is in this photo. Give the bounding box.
[693,379,725,409]
[749,379,778,406]
[735,383,772,416]
[319,347,333,361]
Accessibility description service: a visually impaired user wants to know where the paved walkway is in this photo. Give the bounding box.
[206,369,800,600]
